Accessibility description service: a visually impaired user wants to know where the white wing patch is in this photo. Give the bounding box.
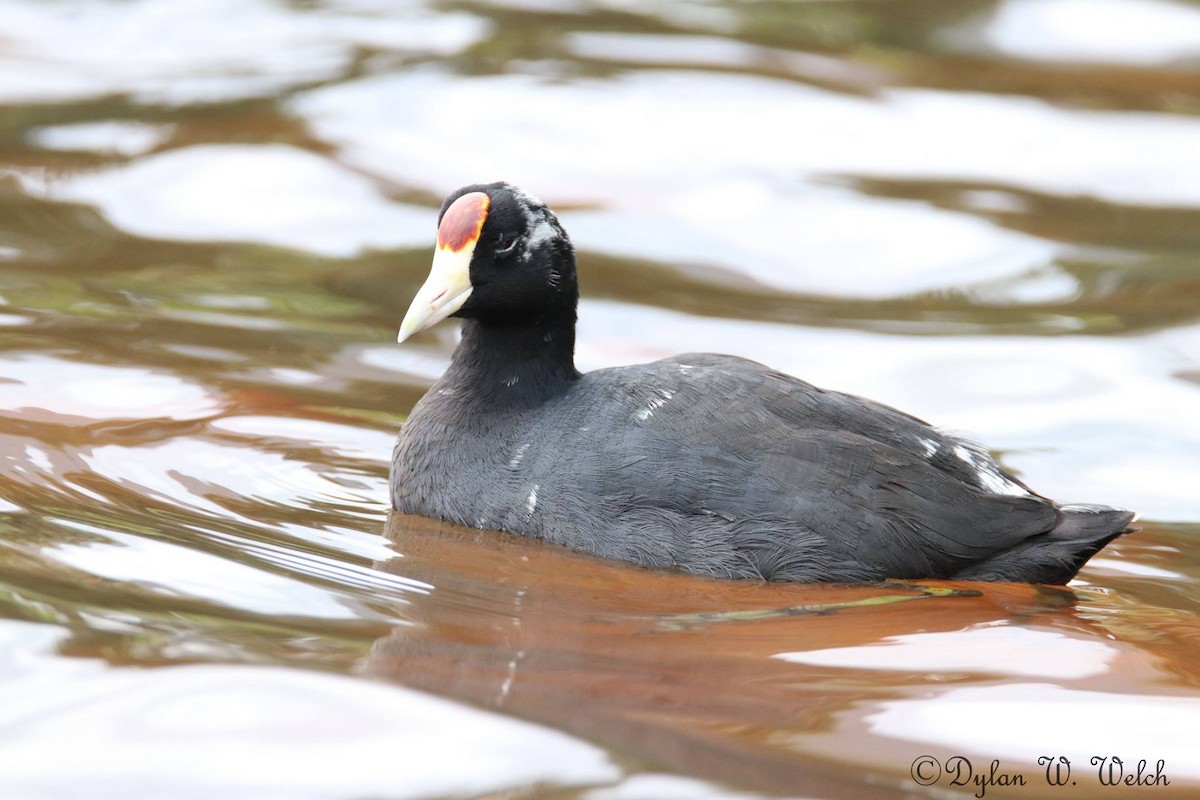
[917,437,940,458]
[635,388,675,421]
[952,443,1030,496]
[508,442,531,469]
[525,483,539,518]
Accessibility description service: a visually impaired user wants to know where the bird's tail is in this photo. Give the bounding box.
[955,503,1136,584]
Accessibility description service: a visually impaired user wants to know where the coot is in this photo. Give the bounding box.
[391,182,1134,584]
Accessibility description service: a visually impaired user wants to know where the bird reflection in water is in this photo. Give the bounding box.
[367,513,1125,799]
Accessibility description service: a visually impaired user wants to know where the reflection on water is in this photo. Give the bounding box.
[1,0,1199,797]
[375,516,1200,798]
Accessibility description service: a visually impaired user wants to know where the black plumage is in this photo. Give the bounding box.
[391,182,1134,584]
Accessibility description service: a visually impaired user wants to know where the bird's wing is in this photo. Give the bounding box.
[581,353,1059,579]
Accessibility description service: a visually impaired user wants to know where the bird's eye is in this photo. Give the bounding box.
[495,232,520,257]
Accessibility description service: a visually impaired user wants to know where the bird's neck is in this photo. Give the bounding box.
[442,314,580,405]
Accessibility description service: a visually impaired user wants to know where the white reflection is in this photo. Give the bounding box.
[0,622,71,680]
[29,121,173,156]
[47,145,431,257]
[0,659,619,799]
[294,69,1200,212]
[210,415,394,463]
[972,268,1079,305]
[982,0,1200,65]
[286,68,1200,302]
[24,445,51,471]
[1085,557,1182,579]
[868,683,1200,779]
[563,181,1062,298]
[357,344,455,382]
[568,31,875,85]
[158,309,289,331]
[266,368,325,386]
[45,525,359,619]
[583,773,762,800]
[0,0,489,104]
[775,624,1115,679]
[569,33,762,68]
[80,437,385,518]
[595,0,738,31]
[486,0,585,11]
[0,355,218,422]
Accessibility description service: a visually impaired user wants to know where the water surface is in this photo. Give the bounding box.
[2,1,1199,797]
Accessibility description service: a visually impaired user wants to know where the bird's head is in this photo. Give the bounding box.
[397,182,576,343]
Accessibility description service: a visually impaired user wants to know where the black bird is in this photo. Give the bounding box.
[390,182,1134,584]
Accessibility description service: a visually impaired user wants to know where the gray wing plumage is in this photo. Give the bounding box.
[548,353,1072,581]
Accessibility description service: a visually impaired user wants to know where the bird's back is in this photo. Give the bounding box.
[393,352,1133,582]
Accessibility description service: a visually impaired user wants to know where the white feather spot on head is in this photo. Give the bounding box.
[508,186,562,263]
[520,218,559,264]
[527,218,557,248]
